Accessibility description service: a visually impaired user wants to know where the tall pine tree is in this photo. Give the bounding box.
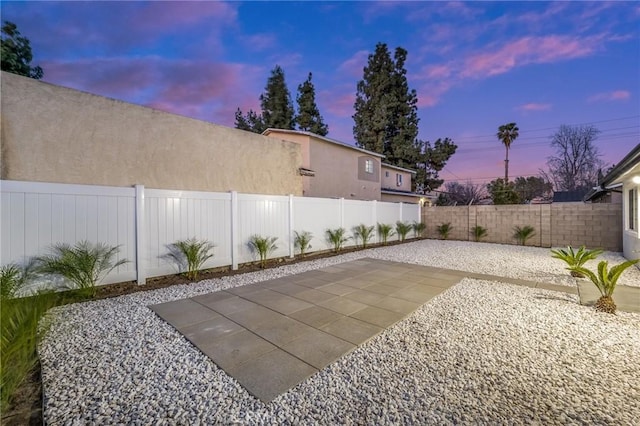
[234,65,294,133]
[295,72,328,136]
[260,65,295,130]
[353,43,419,168]
[414,138,457,192]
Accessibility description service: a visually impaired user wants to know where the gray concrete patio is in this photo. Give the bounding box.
[150,258,587,403]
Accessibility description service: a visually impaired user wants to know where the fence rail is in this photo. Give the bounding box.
[1,180,420,286]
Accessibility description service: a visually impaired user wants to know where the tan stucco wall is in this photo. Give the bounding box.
[0,72,302,195]
[381,165,413,192]
[265,130,382,200]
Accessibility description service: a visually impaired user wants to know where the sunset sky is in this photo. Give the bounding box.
[3,1,639,185]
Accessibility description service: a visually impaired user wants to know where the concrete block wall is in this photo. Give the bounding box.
[422,203,623,251]
[550,203,622,251]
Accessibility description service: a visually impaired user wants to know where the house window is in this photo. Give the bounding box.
[396,173,403,186]
[629,188,638,231]
[385,171,389,177]
[365,159,373,174]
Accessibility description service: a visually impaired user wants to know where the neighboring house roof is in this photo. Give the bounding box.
[381,162,417,175]
[262,128,385,158]
[553,189,589,203]
[600,143,640,187]
[583,143,640,201]
[381,188,422,198]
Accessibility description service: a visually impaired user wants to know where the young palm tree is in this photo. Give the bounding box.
[294,231,313,256]
[325,228,350,253]
[353,224,375,248]
[248,235,278,268]
[377,223,395,245]
[412,221,426,238]
[497,122,519,181]
[395,221,412,242]
[471,225,488,242]
[167,238,215,281]
[550,246,603,278]
[36,241,128,297]
[437,223,452,240]
[513,225,536,246]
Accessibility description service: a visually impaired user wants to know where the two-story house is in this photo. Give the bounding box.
[263,129,421,203]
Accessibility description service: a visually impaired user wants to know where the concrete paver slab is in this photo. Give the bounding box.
[320,316,383,345]
[151,256,594,404]
[350,306,405,328]
[199,330,277,371]
[289,306,345,328]
[281,329,355,370]
[179,316,244,344]
[150,299,220,328]
[227,349,317,402]
[318,296,368,316]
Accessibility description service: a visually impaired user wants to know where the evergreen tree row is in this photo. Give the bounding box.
[235,42,458,193]
[235,66,328,136]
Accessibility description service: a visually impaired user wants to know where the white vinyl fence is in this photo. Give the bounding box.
[1,180,420,286]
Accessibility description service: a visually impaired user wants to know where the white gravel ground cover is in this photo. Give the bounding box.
[40,240,640,424]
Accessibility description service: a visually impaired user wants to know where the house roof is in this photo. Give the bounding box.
[381,188,422,198]
[584,143,640,201]
[262,128,385,159]
[553,189,589,203]
[381,162,417,175]
[600,143,640,187]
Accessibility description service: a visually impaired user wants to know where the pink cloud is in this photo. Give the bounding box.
[588,90,631,103]
[338,50,369,77]
[41,57,264,127]
[461,35,599,79]
[320,89,355,117]
[516,103,552,111]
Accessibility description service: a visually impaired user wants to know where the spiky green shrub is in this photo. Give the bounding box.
[353,224,375,248]
[471,225,488,242]
[294,231,313,256]
[167,238,215,281]
[325,228,350,253]
[396,221,412,242]
[513,225,536,246]
[1,261,38,299]
[437,223,452,240]
[36,241,128,298]
[412,221,426,238]
[248,235,278,268]
[1,289,57,412]
[377,223,395,245]
[551,246,604,278]
[574,259,639,314]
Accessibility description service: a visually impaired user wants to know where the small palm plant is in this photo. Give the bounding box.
[325,228,350,253]
[412,221,426,238]
[437,222,452,240]
[248,235,278,268]
[167,238,215,281]
[513,225,536,246]
[353,224,375,248]
[550,246,604,278]
[396,221,412,242]
[574,259,639,314]
[294,231,313,256]
[471,225,488,242]
[1,263,34,299]
[36,241,128,297]
[377,223,395,245]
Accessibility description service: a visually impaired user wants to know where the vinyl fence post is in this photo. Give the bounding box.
[231,191,239,270]
[288,194,295,258]
[399,202,404,222]
[340,198,345,228]
[372,199,378,243]
[134,184,146,285]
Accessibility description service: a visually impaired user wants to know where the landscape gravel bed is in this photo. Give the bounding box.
[40,240,640,424]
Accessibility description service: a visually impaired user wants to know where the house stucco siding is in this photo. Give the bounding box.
[381,165,413,192]
[0,72,302,195]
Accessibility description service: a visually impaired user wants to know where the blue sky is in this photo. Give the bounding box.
[2,1,639,185]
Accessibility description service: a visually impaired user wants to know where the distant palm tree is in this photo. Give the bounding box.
[497,122,519,181]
